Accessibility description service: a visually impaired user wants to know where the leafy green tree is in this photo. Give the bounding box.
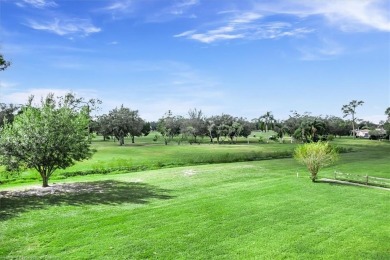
[228,121,242,143]
[182,108,207,143]
[141,122,151,137]
[237,117,254,143]
[206,114,234,143]
[0,53,11,71]
[157,110,182,145]
[106,106,145,145]
[324,116,350,137]
[96,114,113,140]
[294,142,339,182]
[341,100,364,137]
[0,93,93,187]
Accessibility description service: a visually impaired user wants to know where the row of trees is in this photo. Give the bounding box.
[89,102,388,145]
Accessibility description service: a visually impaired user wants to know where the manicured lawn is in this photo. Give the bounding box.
[1,158,389,259]
[4,134,388,185]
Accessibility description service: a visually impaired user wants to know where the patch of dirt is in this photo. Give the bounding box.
[0,183,106,198]
[183,169,197,176]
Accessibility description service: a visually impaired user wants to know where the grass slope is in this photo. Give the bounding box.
[1,159,389,259]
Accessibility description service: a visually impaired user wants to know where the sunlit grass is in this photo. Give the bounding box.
[1,160,389,259]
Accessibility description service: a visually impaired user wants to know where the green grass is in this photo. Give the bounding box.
[0,136,389,258]
[1,159,389,259]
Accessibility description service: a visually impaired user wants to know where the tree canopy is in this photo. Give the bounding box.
[0,53,11,71]
[0,93,94,187]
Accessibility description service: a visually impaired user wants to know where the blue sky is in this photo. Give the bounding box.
[0,0,389,123]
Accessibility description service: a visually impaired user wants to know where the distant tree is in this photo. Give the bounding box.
[157,110,182,145]
[0,53,11,71]
[282,111,308,138]
[142,122,151,137]
[228,121,242,143]
[182,108,207,143]
[205,114,232,143]
[0,93,93,187]
[324,116,350,137]
[0,103,22,127]
[259,111,275,132]
[294,142,339,182]
[385,107,390,121]
[291,114,325,143]
[237,117,254,143]
[96,114,112,140]
[384,107,390,140]
[273,121,288,141]
[341,100,364,137]
[106,106,145,145]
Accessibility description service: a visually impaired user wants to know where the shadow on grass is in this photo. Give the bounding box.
[0,180,173,221]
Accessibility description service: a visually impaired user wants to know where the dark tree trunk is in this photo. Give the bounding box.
[42,174,49,187]
[131,136,135,143]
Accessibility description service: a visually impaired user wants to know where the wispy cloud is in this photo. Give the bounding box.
[26,18,101,37]
[175,0,389,44]
[169,0,199,15]
[298,38,344,61]
[99,0,133,15]
[16,0,57,8]
[255,0,390,32]
[313,0,390,32]
[175,12,311,43]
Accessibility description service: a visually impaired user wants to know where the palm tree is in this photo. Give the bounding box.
[259,111,275,132]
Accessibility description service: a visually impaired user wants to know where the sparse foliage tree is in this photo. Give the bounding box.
[342,100,364,137]
[0,93,93,187]
[182,108,207,143]
[157,111,182,145]
[294,142,339,182]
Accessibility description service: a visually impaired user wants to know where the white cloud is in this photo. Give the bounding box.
[26,18,101,37]
[189,33,244,43]
[170,0,199,15]
[17,0,57,8]
[174,30,197,38]
[175,11,311,43]
[308,0,390,32]
[101,0,133,13]
[176,0,389,43]
[255,0,390,32]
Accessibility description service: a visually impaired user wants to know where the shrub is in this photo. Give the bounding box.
[294,142,339,182]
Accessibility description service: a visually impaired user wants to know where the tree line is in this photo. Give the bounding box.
[1,97,390,146]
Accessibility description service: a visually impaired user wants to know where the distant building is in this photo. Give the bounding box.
[355,129,370,138]
[354,128,387,138]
